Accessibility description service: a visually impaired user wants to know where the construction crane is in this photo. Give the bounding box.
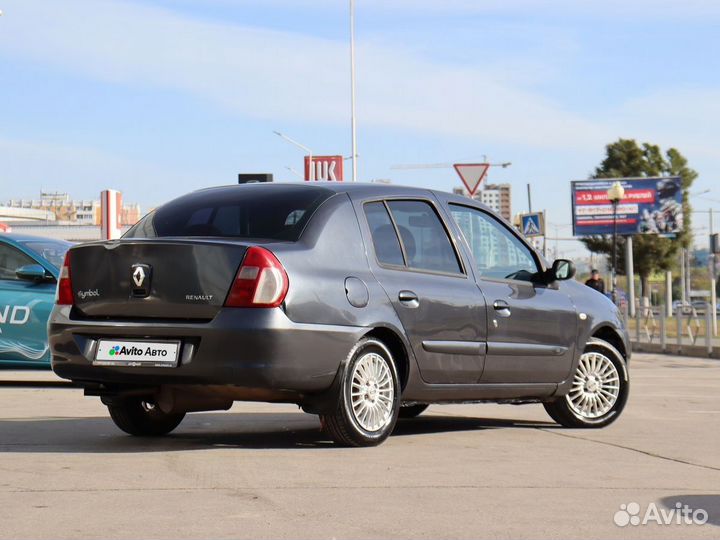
[390,161,511,170]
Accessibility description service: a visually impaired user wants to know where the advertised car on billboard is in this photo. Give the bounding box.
[571,176,683,236]
[0,233,72,368]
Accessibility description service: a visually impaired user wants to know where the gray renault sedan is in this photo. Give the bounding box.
[49,183,629,446]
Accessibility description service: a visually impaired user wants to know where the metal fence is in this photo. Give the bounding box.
[623,301,717,357]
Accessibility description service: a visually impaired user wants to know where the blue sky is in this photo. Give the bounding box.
[1,0,719,256]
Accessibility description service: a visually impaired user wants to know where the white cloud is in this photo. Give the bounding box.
[0,0,717,184]
[600,88,720,161]
[194,0,720,20]
[0,0,615,150]
[0,1,348,121]
[0,136,200,205]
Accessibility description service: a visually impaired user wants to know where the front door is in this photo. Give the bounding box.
[357,198,487,384]
[0,243,56,365]
[446,204,577,384]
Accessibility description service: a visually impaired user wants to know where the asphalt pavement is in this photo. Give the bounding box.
[1,353,719,539]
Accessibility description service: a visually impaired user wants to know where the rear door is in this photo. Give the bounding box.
[356,197,487,384]
[446,203,577,384]
[0,241,55,365]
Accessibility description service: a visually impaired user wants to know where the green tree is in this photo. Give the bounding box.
[580,138,697,297]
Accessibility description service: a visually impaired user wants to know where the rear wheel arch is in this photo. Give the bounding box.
[363,327,410,391]
[301,326,410,416]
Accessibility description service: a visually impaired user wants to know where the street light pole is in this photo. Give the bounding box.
[349,0,358,182]
[607,181,625,306]
[285,166,304,180]
[273,131,313,182]
[711,208,717,336]
[612,199,619,304]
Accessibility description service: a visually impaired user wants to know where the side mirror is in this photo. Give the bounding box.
[16,264,51,282]
[550,259,576,281]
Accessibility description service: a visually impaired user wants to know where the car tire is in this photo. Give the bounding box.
[544,339,629,428]
[399,404,429,419]
[320,338,401,447]
[108,398,185,436]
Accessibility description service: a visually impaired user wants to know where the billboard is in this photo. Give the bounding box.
[571,177,683,236]
[304,155,344,181]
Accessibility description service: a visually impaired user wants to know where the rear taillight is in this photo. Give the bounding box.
[56,251,74,305]
[225,247,289,308]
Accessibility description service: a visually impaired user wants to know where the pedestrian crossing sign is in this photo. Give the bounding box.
[520,212,545,237]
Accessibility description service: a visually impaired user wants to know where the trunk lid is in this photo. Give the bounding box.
[70,239,247,319]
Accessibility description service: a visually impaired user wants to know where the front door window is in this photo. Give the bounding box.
[449,204,538,282]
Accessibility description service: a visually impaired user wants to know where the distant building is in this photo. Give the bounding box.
[452,183,512,221]
[6,192,98,225]
[481,184,512,221]
[121,204,143,226]
[0,205,55,222]
[5,191,141,226]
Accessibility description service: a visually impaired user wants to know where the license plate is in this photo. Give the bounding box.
[94,339,180,367]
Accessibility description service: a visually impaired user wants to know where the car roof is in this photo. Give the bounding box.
[193,182,493,211]
[0,232,73,245]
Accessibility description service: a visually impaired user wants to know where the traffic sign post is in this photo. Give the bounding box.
[453,163,490,197]
[520,212,545,237]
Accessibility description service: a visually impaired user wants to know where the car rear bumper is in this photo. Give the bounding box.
[49,305,365,394]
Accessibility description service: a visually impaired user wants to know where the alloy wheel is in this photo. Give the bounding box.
[566,351,620,419]
[349,352,394,432]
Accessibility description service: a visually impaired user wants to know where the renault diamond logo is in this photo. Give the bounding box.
[130,264,152,297]
[132,266,145,287]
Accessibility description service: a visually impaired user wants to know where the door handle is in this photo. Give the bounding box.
[493,300,511,317]
[398,290,419,308]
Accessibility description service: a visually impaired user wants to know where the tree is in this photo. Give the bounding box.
[580,138,697,298]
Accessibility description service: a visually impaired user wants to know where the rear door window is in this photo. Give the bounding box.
[386,200,463,275]
[364,202,405,266]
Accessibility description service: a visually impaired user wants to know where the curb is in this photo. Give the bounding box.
[631,341,720,359]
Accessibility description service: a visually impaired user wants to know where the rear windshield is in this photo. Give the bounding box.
[124,185,334,241]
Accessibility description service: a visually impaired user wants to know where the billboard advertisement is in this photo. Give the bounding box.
[571,176,683,236]
[304,155,344,181]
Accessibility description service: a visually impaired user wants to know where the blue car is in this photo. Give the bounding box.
[0,233,71,368]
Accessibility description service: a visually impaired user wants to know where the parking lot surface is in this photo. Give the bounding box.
[1,353,719,539]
